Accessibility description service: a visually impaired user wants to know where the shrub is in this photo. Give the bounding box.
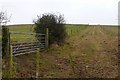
[34,13,66,46]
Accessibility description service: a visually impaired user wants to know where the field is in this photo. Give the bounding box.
[9,24,35,42]
[2,24,118,78]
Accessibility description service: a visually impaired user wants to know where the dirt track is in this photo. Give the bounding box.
[67,26,118,78]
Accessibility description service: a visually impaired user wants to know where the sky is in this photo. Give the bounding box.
[0,0,120,25]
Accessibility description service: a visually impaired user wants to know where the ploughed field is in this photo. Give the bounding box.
[2,24,118,78]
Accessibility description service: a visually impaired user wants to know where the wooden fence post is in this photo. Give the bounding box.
[46,28,49,49]
[71,29,72,35]
[36,48,40,78]
[9,45,14,78]
[8,32,10,55]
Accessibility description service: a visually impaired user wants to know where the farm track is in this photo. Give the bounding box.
[2,26,118,78]
[67,26,118,78]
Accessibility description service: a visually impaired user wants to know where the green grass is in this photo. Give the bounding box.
[65,24,88,37]
[101,26,118,36]
[9,24,36,42]
[10,33,36,42]
[9,24,35,32]
[9,24,117,42]
[8,24,88,42]
[9,24,88,33]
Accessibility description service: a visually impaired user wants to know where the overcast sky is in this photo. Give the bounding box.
[0,0,119,25]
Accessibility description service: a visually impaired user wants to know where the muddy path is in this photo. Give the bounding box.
[67,26,118,78]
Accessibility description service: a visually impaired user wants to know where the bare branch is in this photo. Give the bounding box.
[0,11,11,26]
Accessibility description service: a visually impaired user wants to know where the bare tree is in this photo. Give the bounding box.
[0,11,11,26]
